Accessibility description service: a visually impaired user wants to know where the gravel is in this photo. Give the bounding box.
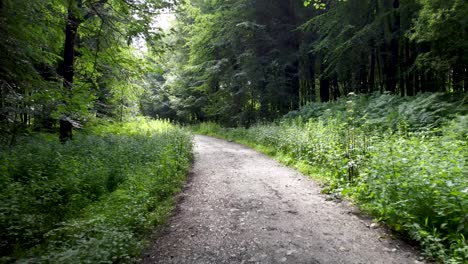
[142,135,424,264]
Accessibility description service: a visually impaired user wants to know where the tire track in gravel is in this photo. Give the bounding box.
[143,135,424,264]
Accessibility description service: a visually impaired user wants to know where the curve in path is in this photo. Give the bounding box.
[143,135,423,264]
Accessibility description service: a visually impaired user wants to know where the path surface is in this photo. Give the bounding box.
[143,135,423,264]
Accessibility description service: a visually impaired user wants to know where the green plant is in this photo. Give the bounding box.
[0,119,192,263]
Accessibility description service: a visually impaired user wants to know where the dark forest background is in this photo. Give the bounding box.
[143,0,467,126]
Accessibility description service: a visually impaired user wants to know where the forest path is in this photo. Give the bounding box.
[143,135,423,264]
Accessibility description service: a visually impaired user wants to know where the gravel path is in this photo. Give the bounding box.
[143,135,423,264]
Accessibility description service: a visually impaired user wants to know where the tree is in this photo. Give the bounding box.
[411,0,468,93]
[160,0,306,126]
[0,0,64,144]
[0,0,175,144]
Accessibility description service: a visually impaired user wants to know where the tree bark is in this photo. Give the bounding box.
[453,66,464,93]
[464,67,468,93]
[314,54,322,102]
[360,66,369,94]
[298,44,314,106]
[60,0,82,142]
[59,118,73,143]
[414,71,420,94]
[381,0,400,93]
[369,50,376,93]
[320,78,330,102]
[405,40,414,96]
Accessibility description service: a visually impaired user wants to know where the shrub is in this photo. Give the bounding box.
[0,119,192,263]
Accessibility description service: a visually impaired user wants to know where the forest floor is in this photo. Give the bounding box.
[142,135,425,264]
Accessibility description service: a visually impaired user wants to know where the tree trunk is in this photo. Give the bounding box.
[376,50,384,93]
[369,50,376,93]
[0,84,5,122]
[426,72,437,92]
[320,78,330,102]
[405,40,414,96]
[298,44,313,106]
[314,54,322,102]
[381,0,400,94]
[360,66,369,94]
[331,75,340,100]
[60,0,82,142]
[59,118,73,143]
[414,70,421,94]
[464,67,468,92]
[399,39,405,97]
[453,66,464,93]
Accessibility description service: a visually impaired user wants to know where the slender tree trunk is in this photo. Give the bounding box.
[332,75,340,99]
[426,72,437,92]
[298,43,313,106]
[376,50,384,93]
[405,40,414,96]
[381,0,400,94]
[369,50,376,93]
[383,43,398,93]
[420,72,427,92]
[360,66,369,94]
[453,65,464,93]
[414,70,421,94]
[22,113,27,125]
[314,54,322,102]
[399,39,405,97]
[63,6,79,92]
[464,67,468,92]
[0,84,5,122]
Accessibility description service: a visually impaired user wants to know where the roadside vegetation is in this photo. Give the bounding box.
[194,93,468,263]
[1,1,195,261]
[2,0,467,262]
[0,119,192,263]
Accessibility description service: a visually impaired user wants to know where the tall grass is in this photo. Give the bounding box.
[194,93,468,263]
[0,119,192,263]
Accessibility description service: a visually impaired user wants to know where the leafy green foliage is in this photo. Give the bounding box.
[286,92,467,131]
[0,119,192,263]
[410,0,468,72]
[0,0,65,142]
[303,0,332,9]
[153,0,304,126]
[153,0,466,127]
[0,0,175,141]
[357,127,467,261]
[194,93,468,263]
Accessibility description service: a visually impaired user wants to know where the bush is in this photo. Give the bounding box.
[0,119,192,263]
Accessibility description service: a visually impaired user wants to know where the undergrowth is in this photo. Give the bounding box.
[0,119,192,263]
[193,93,468,263]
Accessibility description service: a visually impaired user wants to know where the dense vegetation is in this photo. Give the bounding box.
[143,0,467,126]
[194,93,467,263]
[0,0,172,142]
[0,120,192,262]
[1,0,467,263]
[160,3,467,260]
[1,1,195,262]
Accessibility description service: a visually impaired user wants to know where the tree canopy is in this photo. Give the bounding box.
[0,0,173,142]
[0,0,466,131]
[140,0,466,127]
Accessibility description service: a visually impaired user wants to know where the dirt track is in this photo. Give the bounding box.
[143,135,424,264]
